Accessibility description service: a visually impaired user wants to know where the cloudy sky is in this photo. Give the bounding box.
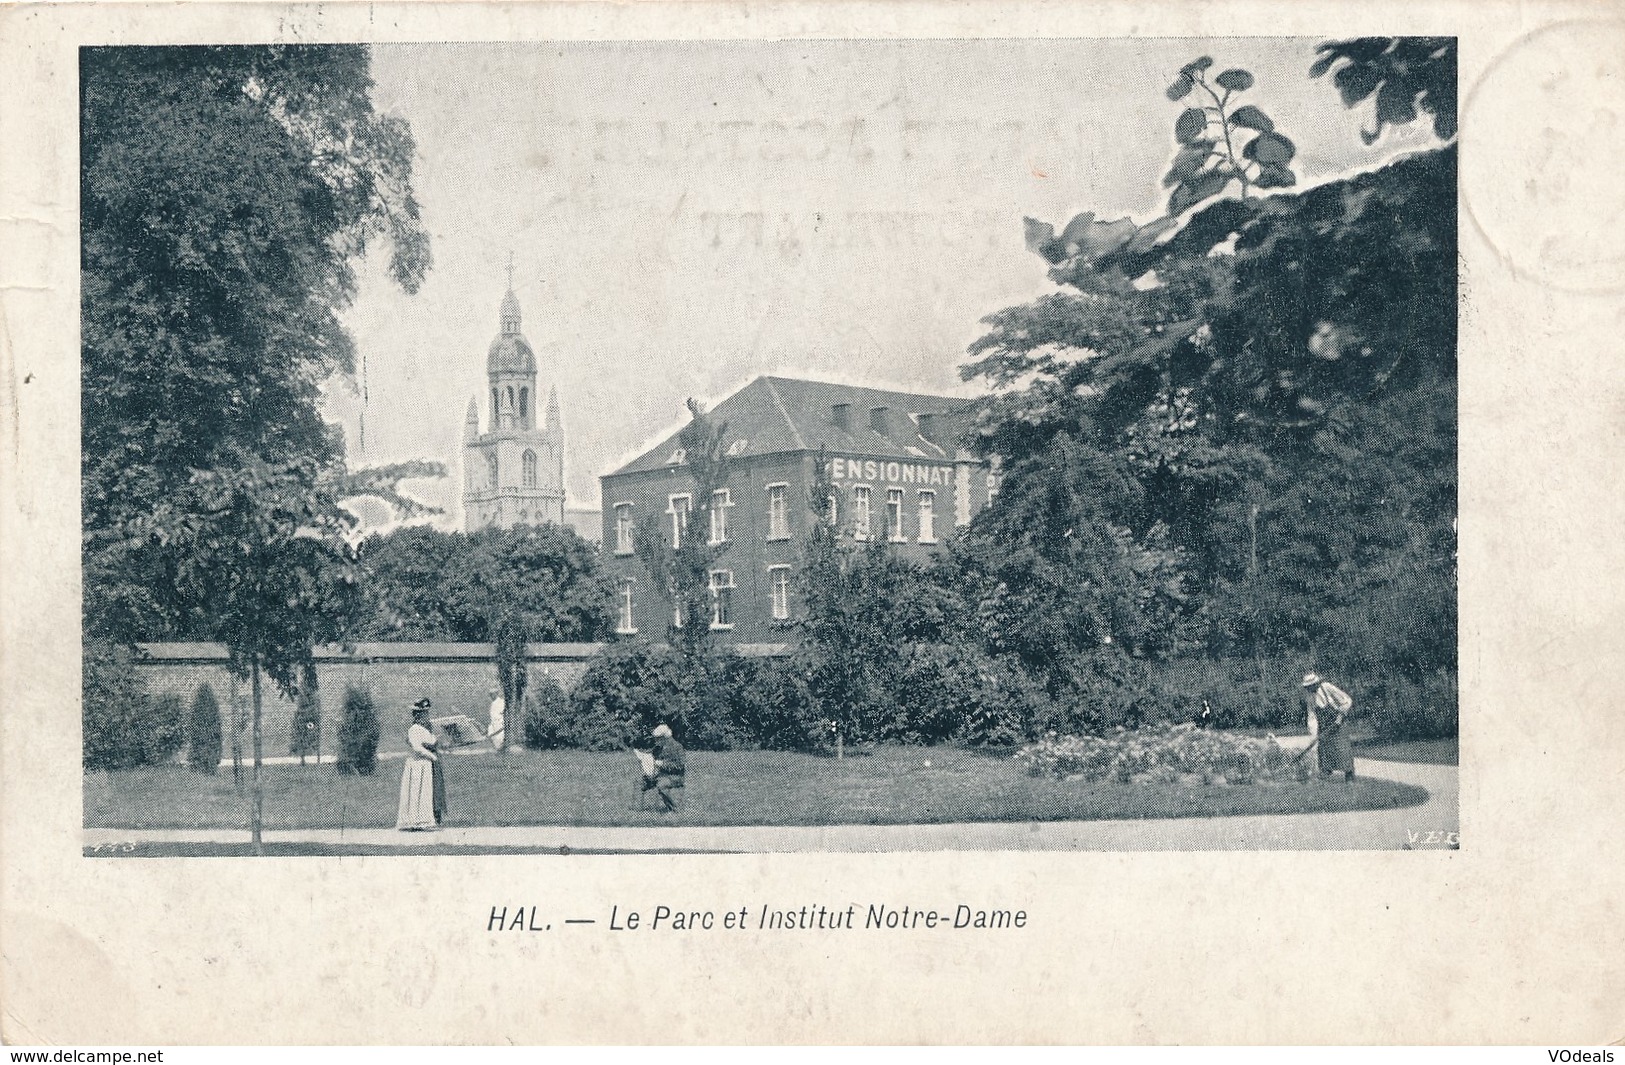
[325,38,1438,526]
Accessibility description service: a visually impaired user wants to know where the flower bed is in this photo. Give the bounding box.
[1015,724,1301,786]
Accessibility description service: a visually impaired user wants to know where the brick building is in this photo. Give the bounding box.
[599,376,998,642]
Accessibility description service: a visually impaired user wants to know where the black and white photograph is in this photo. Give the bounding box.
[2,0,1622,1047]
[74,35,1459,855]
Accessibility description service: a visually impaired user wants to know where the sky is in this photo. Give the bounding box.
[323,38,1438,528]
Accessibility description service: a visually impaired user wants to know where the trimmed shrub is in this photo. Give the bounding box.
[521,673,572,750]
[566,643,688,751]
[337,685,381,775]
[144,694,188,765]
[187,683,224,773]
[565,645,824,752]
[872,646,1060,748]
[957,654,1056,748]
[83,639,173,771]
[887,646,987,745]
[1142,657,1306,731]
[706,654,822,752]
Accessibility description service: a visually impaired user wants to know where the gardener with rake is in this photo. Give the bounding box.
[1299,672,1357,783]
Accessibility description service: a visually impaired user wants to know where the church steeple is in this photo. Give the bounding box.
[465,268,567,534]
[545,385,562,432]
[499,290,521,336]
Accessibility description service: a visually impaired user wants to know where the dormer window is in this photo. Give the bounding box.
[667,448,687,466]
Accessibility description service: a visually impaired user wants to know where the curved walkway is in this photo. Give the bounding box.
[84,757,1457,854]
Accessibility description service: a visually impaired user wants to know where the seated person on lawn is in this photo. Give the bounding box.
[637,723,686,812]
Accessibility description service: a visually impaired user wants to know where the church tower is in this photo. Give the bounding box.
[462,279,567,531]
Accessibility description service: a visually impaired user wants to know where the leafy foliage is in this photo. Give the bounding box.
[1311,37,1457,143]
[565,643,687,751]
[82,641,149,771]
[794,463,961,743]
[333,461,449,523]
[631,400,733,654]
[337,685,381,775]
[187,683,225,774]
[1163,56,1297,214]
[357,523,616,642]
[520,674,572,750]
[82,641,187,770]
[81,45,430,646]
[143,457,364,699]
[968,51,1458,742]
[566,643,822,752]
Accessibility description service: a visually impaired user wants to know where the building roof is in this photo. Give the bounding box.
[488,288,537,375]
[607,375,980,477]
[487,334,537,374]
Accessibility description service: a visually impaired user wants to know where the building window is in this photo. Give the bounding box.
[519,388,530,428]
[522,449,537,488]
[617,579,637,634]
[766,483,789,540]
[709,570,734,629]
[709,489,732,545]
[825,494,839,528]
[852,486,871,540]
[486,452,499,490]
[667,494,691,549]
[614,503,634,555]
[886,488,905,542]
[918,490,936,543]
[769,565,791,621]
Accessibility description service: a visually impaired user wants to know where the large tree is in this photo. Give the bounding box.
[357,524,617,644]
[631,400,733,656]
[81,45,431,643]
[962,41,1457,729]
[145,456,363,851]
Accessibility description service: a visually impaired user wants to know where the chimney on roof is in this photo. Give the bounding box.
[916,413,936,443]
[831,403,851,431]
[869,406,889,436]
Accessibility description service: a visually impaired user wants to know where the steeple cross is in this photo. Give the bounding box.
[505,250,515,291]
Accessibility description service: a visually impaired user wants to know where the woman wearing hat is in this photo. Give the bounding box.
[396,698,445,830]
[1301,673,1356,782]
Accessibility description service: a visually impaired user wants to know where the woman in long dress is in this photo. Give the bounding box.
[1301,672,1356,782]
[397,698,442,830]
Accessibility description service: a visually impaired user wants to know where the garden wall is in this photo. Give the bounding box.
[136,642,603,755]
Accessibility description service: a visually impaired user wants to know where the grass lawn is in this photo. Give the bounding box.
[85,746,1427,831]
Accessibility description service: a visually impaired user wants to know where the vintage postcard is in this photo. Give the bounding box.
[2,0,1621,1045]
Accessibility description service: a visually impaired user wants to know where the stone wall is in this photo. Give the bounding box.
[136,642,602,755]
